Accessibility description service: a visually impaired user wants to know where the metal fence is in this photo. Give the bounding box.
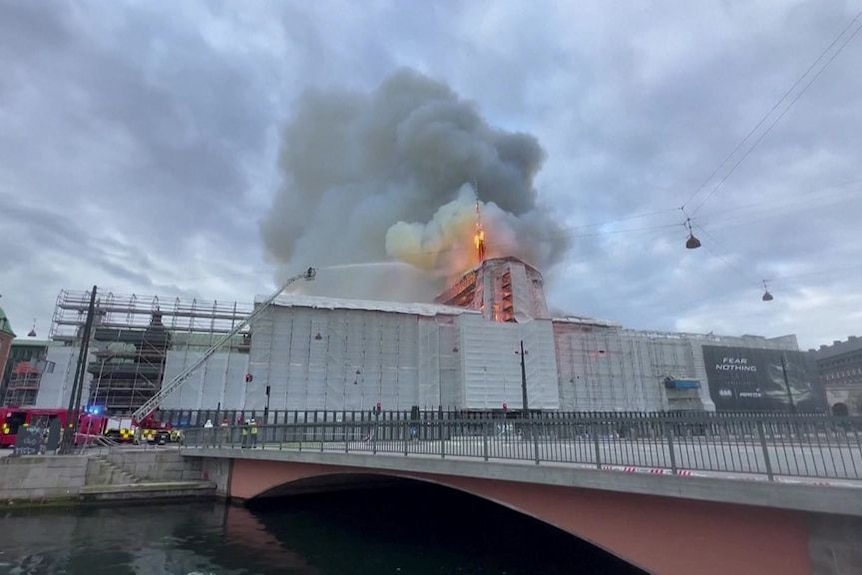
[180,413,862,482]
[158,408,455,428]
[156,407,829,428]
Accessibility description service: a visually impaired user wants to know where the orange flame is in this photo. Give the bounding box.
[474,201,486,263]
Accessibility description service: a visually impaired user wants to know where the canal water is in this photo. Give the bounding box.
[0,483,642,574]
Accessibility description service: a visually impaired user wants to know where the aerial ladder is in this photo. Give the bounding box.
[131,267,317,423]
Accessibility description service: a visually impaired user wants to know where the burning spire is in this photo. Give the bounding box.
[474,199,486,263]
[263,70,570,301]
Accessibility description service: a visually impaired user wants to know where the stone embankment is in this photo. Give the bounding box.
[0,448,215,505]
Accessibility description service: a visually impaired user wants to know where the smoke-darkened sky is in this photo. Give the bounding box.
[1,1,861,349]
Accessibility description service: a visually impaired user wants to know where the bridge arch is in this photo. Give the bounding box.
[247,467,644,571]
[228,458,809,575]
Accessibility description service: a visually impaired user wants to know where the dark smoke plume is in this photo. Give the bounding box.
[261,69,568,301]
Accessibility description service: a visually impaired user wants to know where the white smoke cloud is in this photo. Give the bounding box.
[385,184,540,278]
[261,69,568,301]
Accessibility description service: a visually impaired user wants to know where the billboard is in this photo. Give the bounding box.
[702,346,824,412]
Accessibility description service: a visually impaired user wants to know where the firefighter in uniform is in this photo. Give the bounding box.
[250,418,258,448]
[203,419,213,447]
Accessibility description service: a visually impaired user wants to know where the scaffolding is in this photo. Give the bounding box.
[50,290,253,415]
[434,257,549,323]
[1,341,56,407]
[4,361,43,406]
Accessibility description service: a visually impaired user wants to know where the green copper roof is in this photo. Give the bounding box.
[0,305,16,338]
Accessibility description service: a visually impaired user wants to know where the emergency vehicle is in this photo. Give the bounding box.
[0,407,108,448]
[3,267,316,449]
[0,407,27,447]
[0,407,172,447]
[97,412,173,444]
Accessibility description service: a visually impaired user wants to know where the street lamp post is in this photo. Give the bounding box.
[517,340,529,418]
[61,286,97,454]
[264,385,271,423]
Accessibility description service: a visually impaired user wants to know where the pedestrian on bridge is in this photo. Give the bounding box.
[220,418,230,447]
[241,420,249,448]
[250,418,259,448]
[203,419,213,447]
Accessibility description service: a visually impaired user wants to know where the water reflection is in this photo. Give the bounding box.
[0,483,642,574]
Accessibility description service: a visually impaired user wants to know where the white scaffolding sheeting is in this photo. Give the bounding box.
[417,318,442,407]
[554,323,683,412]
[509,261,533,324]
[265,294,478,318]
[522,319,560,409]
[128,284,804,413]
[160,350,249,410]
[247,304,435,411]
[552,323,800,412]
[34,347,86,409]
[459,315,559,410]
[529,275,550,320]
[438,319,462,408]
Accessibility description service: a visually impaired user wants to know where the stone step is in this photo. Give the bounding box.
[78,481,216,502]
[95,455,142,484]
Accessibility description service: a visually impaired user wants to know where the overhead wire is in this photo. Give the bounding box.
[177,177,858,287]
[313,217,681,261]
[402,9,862,311]
[551,207,680,232]
[687,9,862,215]
[525,221,685,242]
[547,6,862,254]
[767,263,862,284]
[696,187,862,233]
[509,177,859,254]
[692,224,763,289]
[691,221,862,300]
[695,177,862,225]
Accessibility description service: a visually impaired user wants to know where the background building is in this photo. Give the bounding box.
[0,305,16,394]
[35,259,825,415]
[46,290,253,415]
[809,337,862,415]
[1,339,64,407]
[553,323,805,412]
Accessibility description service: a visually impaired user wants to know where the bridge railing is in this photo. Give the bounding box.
[155,407,833,429]
[180,413,862,482]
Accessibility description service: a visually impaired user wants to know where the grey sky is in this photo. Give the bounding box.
[1,0,860,349]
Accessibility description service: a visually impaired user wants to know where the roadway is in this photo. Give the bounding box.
[184,433,862,486]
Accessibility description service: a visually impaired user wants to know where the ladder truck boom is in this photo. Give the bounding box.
[131,267,317,422]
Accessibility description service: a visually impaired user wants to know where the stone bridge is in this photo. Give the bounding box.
[185,445,862,575]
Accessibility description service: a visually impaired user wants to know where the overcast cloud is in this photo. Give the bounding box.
[1,0,861,349]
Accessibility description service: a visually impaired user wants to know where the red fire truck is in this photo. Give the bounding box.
[0,407,171,447]
[0,407,107,448]
[0,407,27,447]
[102,413,172,445]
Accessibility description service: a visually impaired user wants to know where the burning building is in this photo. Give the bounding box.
[32,255,822,417]
[434,256,550,323]
[19,71,827,417]
[27,167,822,415]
